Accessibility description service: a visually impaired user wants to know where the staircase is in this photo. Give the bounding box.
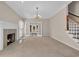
[67,12,79,43]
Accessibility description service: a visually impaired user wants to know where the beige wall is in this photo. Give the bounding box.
[49,7,79,51]
[42,19,49,36]
[0,2,22,24]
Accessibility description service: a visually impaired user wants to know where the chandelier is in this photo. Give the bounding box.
[21,1,42,19]
[33,7,42,19]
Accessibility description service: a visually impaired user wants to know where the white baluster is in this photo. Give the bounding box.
[76,23,77,39]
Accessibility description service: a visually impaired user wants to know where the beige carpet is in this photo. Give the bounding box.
[0,36,79,57]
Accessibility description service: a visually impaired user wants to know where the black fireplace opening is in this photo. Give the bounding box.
[7,33,15,46]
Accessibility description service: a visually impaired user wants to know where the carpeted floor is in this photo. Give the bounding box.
[0,36,79,57]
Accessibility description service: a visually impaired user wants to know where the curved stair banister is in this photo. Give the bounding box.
[67,12,79,43]
[68,12,79,24]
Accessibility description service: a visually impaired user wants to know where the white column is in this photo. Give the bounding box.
[18,20,24,39]
[25,22,30,36]
[0,27,3,50]
[37,22,42,37]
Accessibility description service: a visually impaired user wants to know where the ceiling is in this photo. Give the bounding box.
[5,1,71,19]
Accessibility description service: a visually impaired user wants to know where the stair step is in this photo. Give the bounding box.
[69,30,79,31]
[68,32,79,34]
[69,33,78,34]
[73,37,79,39]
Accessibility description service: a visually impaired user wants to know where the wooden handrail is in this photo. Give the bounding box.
[69,12,79,18]
[68,12,79,24]
[68,16,79,24]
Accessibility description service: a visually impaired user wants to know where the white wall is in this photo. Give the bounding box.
[49,7,79,51]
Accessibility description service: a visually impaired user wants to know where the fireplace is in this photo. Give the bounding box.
[3,29,17,49]
[7,33,15,46]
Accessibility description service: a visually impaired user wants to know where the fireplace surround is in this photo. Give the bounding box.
[3,29,17,49]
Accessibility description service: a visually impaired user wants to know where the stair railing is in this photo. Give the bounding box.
[67,12,79,40]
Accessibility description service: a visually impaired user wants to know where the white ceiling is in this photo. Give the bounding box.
[5,1,70,19]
